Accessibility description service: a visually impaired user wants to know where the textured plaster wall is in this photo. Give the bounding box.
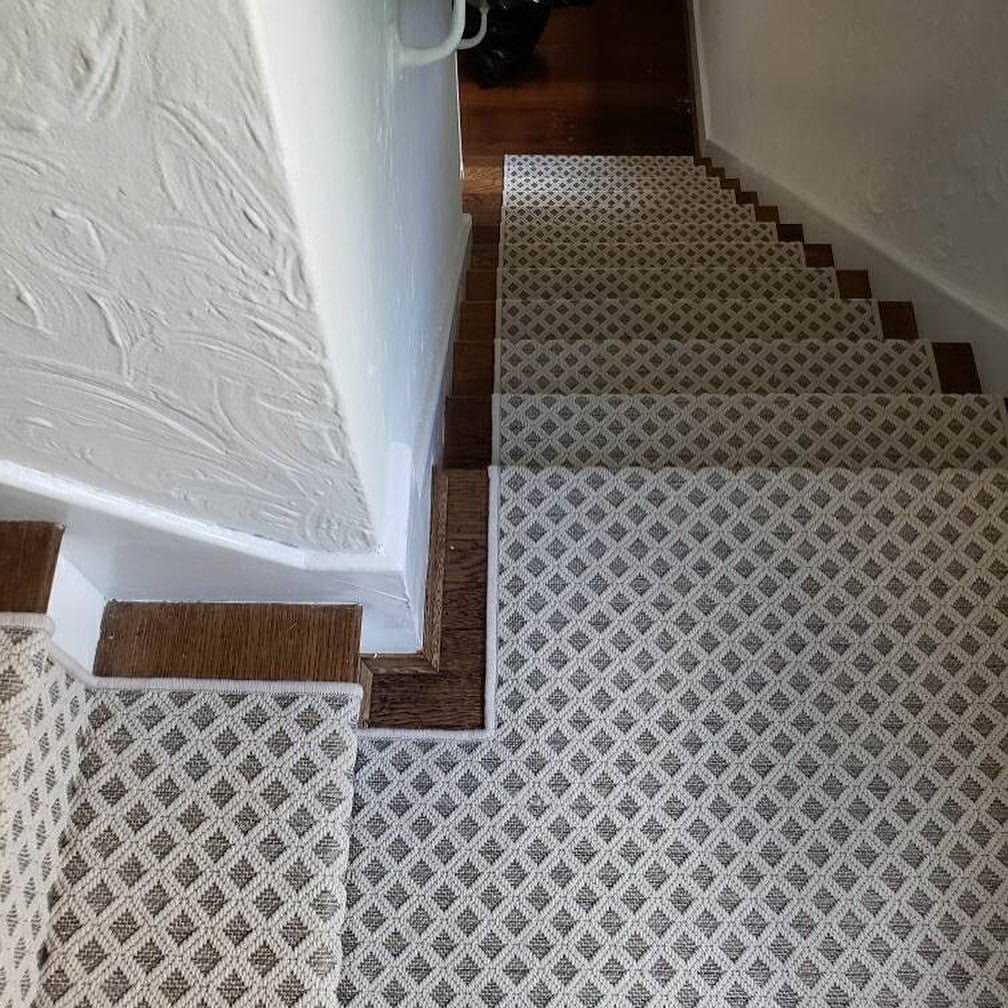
[694,1,1008,380]
[0,0,375,552]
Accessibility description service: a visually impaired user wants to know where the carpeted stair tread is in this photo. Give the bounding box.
[498,297,884,342]
[500,266,839,302]
[504,200,760,230]
[496,393,1008,470]
[499,339,939,395]
[501,241,807,270]
[503,185,744,213]
[1,622,85,1008]
[502,214,779,245]
[339,465,1008,1007]
[1,619,362,1008]
[505,152,709,179]
[37,682,361,1007]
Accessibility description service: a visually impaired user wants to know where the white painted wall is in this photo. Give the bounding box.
[0,1,468,652]
[692,1,1008,390]
[250,0,469,643]
[0,0,376,551]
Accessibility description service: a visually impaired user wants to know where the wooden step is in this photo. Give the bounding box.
[364,469,490,732]
[0,521,63,613]
[95,602,363,686]
[932,341,983,394]
[444,396,493,468]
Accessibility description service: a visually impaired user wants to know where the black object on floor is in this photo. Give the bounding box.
[465,0,597,88]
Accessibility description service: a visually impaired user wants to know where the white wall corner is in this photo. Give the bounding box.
[703,139,1008,393]
[685,0,711,151]
[690,1,1008,393]
[0,198,473,657]
[48,555,106,672]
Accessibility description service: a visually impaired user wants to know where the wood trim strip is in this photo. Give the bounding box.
[931,342,983,394]
[95,603,363,684]
[365,469,491,730]
[0,522,63,613]
[877,301,918,341]
[837,270,872,300]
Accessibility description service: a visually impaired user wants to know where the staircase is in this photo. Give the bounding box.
[4,154,1008,1006]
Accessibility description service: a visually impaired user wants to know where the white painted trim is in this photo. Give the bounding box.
[483,464,500,734]
[0,459,401,575]
[701,139,1008,393]
[47,556,106,673]
[411,212,473,484]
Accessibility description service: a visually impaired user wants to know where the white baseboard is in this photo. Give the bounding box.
[0,216,474,661]
[701,140,1008,394]
[686,0,1008,394]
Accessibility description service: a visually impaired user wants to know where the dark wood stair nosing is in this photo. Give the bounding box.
[931,342,983,395]
[0,522,64,613]
[94,601,365,693]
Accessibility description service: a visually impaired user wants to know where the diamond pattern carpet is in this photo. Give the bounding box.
[498,339,939,395]
[337,154,1008,1006]
[0,619,361,1008]
[1,622,85,1008]
[501,242,807,271]
[499,267,840,302]
[340,468,1008,1007]
[498,299,884,343]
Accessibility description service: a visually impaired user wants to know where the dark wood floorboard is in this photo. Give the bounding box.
[461,0,694,158]
[367,470,490,731]
[837,270,873,300]
[95,603,363,684]
[877,301,919,341]
[932,343,983,394]
[0,522,63,613]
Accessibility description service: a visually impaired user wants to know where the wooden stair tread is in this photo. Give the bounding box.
[365,470,490,731]
[0,522,63,613]
[95,603,363,685]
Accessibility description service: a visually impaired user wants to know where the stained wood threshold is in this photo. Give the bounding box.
[0,522,63,613]
[95,602,364,685]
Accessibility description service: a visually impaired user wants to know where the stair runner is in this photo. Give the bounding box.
[337,156,1008,1006]
[4,155,1008,1008]
[0,617,361,1007]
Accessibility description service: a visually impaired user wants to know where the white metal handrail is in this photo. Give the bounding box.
[458,1,490,51]
[397,0,489,68]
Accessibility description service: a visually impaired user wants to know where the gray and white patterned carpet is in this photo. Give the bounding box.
[337,155,1008,1006]
[0,620,361,1008]
[5,154,1008,1008]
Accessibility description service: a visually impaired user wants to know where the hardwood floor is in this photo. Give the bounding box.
[460,0,694,157]
[95,603,363,685]
[0,522,63,613]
